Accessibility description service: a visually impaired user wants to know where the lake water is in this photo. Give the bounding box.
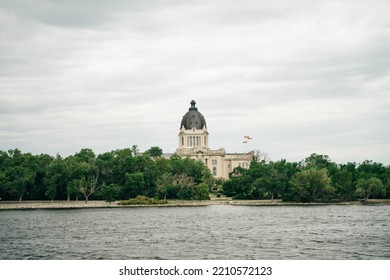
[1,205,389,259]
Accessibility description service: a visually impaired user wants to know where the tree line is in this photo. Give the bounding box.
[0,147,212,203]
[1,148,389,203]
[223,153,390,202]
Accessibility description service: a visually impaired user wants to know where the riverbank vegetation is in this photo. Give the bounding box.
[1,148,389,203]
[0,147,212,203]
[118,195,168,205]
[224,153,389,202]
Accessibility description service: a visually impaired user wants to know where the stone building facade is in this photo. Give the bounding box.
[176,100,252,179]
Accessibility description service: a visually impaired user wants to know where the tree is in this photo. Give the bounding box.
[303,153,332,168]
[99,183,121,203]
[5,149,36,202]
[78,175,99,204]
[252,150,270,163]
[357,160,387,183]
[290,168,334,202]
[156,173,172,201]
[222,179,238,197]
[258,163,284,201]
[63,156,82,201]
[29,153,53,200]
[131,145,139,156]
[9,166,35,203]
[194,182,210,201]
[355,177,385,202]
[145,146,163,158]
[332,165,355,200]
[124,172,145,198]
[45,182,57,203]
[111,148,135,188]
[73,150,103,203]
[74,148,95,162]
[0,151,11,200]
[66,179,82,201]
[44,155,67,201]
[173,174,196,200]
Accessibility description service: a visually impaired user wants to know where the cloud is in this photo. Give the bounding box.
[0,0,389,164]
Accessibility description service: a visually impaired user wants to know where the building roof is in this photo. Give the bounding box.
[180,100,207,130]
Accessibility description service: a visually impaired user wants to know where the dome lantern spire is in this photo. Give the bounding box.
[190,100,197,111]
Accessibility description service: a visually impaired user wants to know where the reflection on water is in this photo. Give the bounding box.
[1,205,389,259]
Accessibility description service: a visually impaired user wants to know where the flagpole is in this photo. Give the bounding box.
[243,136,252,154]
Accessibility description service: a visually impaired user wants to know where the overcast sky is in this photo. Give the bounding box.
[1,0,389,164]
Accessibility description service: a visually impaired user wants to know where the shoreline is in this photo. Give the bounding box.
[1,199,390,210]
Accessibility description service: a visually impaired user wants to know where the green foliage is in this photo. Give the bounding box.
[232,193,254,200]
[44,155,66,201]
[355,177,385,201]
[1,148,389,204]
[1,149,36,202]
[173,173,196,200]
[118,195,168,205]
[145,146,163,158]
[290,168,335,202]
[7,146,210,202]
[156,172,172,201]
[194,182,210,201]
[331,164,356,200]
[124,172,146,198]
[98,183,122,203]
[220,154,390,203]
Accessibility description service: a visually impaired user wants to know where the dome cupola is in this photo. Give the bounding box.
[180,100,207,130]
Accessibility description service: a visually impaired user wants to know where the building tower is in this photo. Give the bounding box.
[176,100,252,179]
[177,100,209,152]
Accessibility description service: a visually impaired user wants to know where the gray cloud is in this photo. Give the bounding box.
[1,0,389,164]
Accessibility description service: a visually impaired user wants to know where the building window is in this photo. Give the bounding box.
[213,167,217,176]
[182,137,184,146]
[212,159,217,165]
[205,159,208,165]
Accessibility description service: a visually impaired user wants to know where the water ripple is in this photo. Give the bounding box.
[1,205,389,259]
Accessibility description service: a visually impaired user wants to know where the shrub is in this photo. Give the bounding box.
[232,193,253,200]
[118,195,168,205]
